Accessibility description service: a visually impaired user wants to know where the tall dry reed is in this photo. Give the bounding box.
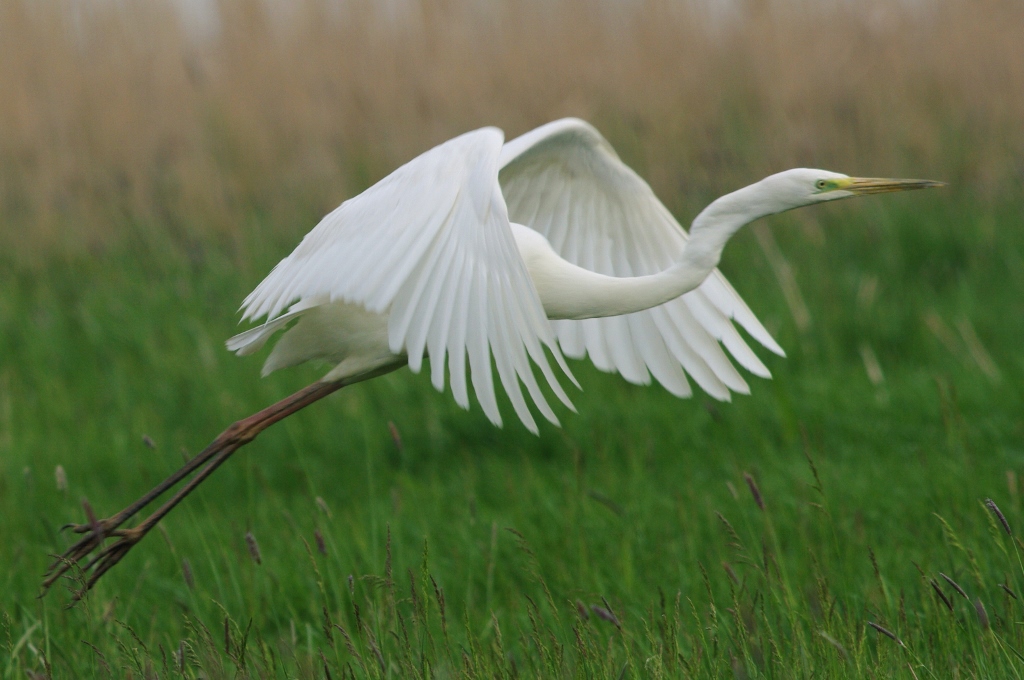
[1,0,1021,254]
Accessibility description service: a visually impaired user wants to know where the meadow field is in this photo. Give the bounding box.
[1,0,1023,676]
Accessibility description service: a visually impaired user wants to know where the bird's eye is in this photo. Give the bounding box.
[815,179,829,190]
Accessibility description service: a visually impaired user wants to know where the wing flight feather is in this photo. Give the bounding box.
[499,118,782,400]
[238,127,572,433]
[235,118,781,430]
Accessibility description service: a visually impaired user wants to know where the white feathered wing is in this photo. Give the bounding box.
[498,118,784,401]
[233,127,575,434]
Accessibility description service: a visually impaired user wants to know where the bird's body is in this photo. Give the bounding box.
[225,119,939,431]
[253,299,398,382]
[225,216,722,388]
[229,215,752,388]
[225,120,788,431]
[43,118,942,600]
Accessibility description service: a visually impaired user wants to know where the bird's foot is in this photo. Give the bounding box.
[41,501,139,603]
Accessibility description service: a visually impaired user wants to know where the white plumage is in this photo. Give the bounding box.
[227,118,941,432]
[498,119,782,400]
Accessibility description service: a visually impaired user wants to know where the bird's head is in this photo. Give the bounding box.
[758,168,945,213]
[685,166,945,278]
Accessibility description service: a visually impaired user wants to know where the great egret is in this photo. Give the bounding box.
[42,118,942,599]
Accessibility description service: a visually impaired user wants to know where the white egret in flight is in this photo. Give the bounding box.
[43,118,942,599]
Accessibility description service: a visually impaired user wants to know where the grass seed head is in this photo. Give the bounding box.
[181,558,194,590]
[985,498,1012,536]
[715,512,742,549]
[54,465,67,493]
[590,605,620,628]
[315,529,327,555]
[743,472,765,511]
[940,573,968,600]
[867,621,905,647]
[929,579,953,611]
[722,561,739,585]
[974,598,990,630]
[244,532,262,565]
[81,498,98,529]
[388,421,403,452]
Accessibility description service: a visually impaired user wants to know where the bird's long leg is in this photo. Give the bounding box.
[41,379,345,601]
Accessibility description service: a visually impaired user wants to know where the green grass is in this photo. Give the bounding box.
[2,187,1023,678]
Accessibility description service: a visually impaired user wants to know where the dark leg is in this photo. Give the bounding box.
[41,379,345,602]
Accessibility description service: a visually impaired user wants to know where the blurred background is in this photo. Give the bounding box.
[2,0,1021,253]
[2,0,1023,676]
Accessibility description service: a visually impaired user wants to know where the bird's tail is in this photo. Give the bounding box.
[225,308,307,357]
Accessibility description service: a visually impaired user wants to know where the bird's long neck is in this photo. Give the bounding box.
[522,181,781,321]
[680,178,787,276]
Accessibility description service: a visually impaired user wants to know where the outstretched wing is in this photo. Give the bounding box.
[238,127,575,433]
[498,118,784,400]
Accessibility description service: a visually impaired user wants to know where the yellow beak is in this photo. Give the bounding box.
[844,177,946,195]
